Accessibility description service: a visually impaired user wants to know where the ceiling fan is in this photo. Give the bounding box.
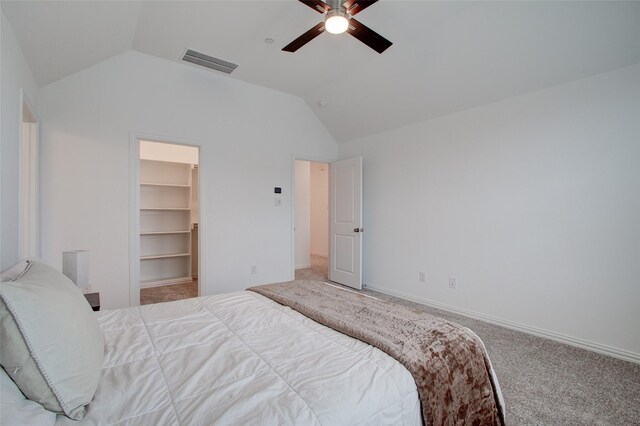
[283,0,392,54]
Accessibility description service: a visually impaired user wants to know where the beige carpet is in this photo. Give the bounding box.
[295,255,328,281]
[140,279,198,305]
[295,262,640,425]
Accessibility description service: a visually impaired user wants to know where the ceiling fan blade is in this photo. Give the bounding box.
[282,22,326,52]
[347,17,392,53]
[342,0,378,17]
[299,0,332,14]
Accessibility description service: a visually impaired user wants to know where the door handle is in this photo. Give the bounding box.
[354,228,363,233]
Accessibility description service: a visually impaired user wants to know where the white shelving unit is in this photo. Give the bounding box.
[140,159,193,288]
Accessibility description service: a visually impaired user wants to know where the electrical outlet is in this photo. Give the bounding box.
[251,265,257,274]
[449,277,457,289]
[419,272,426,283]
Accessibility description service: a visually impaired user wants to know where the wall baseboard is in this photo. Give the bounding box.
[365,284,640,364]
[295,263,311,270]
[310,252,328,258]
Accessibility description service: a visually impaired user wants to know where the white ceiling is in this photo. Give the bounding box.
[3,1,640,142]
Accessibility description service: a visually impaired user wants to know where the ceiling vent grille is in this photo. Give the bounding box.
[182,49,238,74]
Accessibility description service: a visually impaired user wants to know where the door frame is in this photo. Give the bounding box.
[129,132,207,306]
[290,154,334,281]
[18,89,40,259]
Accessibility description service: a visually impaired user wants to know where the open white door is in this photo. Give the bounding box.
[329,157,363,289]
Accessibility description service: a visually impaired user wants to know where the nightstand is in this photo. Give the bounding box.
[84,292,100,312]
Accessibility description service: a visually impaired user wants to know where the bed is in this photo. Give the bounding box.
[1,261,503,425]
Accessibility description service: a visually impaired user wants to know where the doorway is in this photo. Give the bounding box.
[20,90,39,259]
[137,140,200,304]
[294,160,329,281]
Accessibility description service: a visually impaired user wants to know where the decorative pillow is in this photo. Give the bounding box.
[0,260,30,282]
[1,367,55,426]
[0,261,104,420]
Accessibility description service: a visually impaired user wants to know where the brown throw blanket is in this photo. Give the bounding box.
[248,280,505,426]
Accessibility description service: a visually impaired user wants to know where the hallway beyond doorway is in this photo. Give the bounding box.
[295,255,328,282]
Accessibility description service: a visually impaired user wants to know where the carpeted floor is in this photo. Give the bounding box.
[295,259,640,425]
[140,279,198,305]
[295,255,329,281]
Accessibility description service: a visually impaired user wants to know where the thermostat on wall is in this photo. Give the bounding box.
[274,187,282,194]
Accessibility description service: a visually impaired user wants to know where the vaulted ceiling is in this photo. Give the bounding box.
[3,1,640,142]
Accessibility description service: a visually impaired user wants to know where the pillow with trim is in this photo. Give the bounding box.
[0,261,104,420]
[1,366,55,426]
[0,260,30,282]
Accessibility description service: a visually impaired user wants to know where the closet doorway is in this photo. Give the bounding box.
[294,160,329,281]
[138,140,200,305]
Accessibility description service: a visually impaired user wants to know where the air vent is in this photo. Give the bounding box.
[182,49,238,74]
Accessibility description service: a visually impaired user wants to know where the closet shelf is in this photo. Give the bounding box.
[139,159,193,288]
[140,207,190,211]
[140,276,192,286]
[140,182,190,188]
[140,231,190,235]
[140,253,190,260]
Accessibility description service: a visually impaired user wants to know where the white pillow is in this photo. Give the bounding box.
[0,261,104,420]
[1,367,55,426]
[0,260,30,282]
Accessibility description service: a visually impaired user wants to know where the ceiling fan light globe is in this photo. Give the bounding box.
[325,11,349,34]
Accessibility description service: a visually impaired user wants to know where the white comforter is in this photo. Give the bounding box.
[56,291,421,425]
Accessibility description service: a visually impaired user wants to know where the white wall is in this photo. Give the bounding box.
[38,50,337,308]
[1,10,39,270]
[310,162,328,257]
[339,63,640,359]
[294,160,310,269]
